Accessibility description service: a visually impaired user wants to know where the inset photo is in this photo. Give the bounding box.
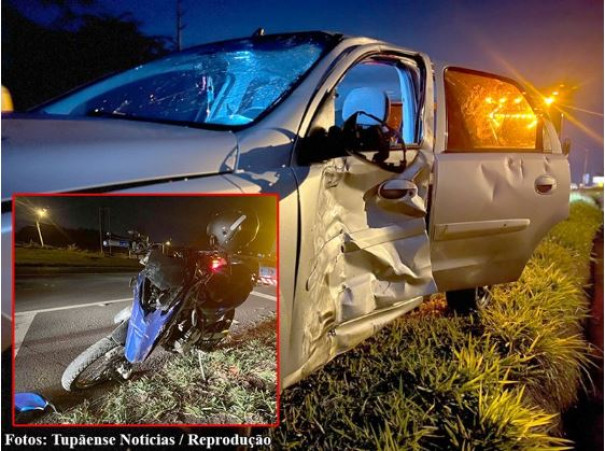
[13,194,278,426]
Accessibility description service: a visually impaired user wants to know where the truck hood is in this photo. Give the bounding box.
[1,115,238,201]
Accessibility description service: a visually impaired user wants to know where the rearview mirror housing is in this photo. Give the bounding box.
[297,126,348,165]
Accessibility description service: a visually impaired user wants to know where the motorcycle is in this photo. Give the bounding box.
[61,211,259,392]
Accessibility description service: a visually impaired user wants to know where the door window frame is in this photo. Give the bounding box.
[443,66,547,154]
[293,48,430,166]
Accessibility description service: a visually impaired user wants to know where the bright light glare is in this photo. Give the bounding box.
[210,257,227,271]
[36,208,47,218]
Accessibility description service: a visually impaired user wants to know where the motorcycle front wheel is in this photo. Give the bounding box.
[61,337,125,392]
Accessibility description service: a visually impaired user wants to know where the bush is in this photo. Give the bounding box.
[276,201,602,449]
[40,318,277,425]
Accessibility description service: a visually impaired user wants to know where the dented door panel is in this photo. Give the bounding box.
[287,151,436,386]
[430,151,570,292]
[307,157,435,322]
[284,47,436,387]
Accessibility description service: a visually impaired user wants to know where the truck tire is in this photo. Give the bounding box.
[446,286,492,314]
[61,337,124,392]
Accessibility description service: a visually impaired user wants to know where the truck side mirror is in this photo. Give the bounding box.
[297,126,348,165]
[562,138,571,156]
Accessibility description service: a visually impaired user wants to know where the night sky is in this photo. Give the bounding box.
[10,0,604,182]
[14,195,277,251]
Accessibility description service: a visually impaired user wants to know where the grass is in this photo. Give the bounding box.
[44,317,277,425]
[15,246,142,269]
[275,201,603,450]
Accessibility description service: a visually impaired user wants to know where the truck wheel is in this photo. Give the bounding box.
[61,337,124,392]
[446,286,492,314]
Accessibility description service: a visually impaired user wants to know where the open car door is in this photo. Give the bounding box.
[429,67,570,291]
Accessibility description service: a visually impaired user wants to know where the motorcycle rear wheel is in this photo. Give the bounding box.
[61,337,125,392]
[197,309,236,352]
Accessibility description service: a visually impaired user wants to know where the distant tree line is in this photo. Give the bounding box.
[16,224,101,250]
[2,2,172,111]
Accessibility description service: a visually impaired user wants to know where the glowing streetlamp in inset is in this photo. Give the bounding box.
[35,208,48,247]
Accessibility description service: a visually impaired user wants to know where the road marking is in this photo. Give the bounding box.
[14,291,275,317]
[250,291,277,301]
[15,297,132,316]
[14,292,274,356]
[15,312,37,356]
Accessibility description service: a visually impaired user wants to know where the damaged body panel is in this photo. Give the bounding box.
[1,32,570,391]
[430,152,570,291]
[286,157,436,386]
[286,44,438,386]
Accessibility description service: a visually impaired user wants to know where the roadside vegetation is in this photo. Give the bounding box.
[42,318,277,425]
[275,201,603,449]
[15,246,141,269]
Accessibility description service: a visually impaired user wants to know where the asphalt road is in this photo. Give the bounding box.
[14,270,277,414]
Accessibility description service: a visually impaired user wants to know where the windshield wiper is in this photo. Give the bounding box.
[83,108,237,131]
[86,109,134,119]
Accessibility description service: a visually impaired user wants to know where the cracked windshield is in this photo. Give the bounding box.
[41,35,330,127]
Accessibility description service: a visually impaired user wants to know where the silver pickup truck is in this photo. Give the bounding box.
[1,31,570,388]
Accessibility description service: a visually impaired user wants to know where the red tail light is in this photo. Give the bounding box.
[210,256,227,272]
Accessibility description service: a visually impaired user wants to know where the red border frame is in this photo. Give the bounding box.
[11,192,281,428]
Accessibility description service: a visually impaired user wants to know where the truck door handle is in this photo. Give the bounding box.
[378,179,417,200]
[535,174,557,194]
[377,179,426,217]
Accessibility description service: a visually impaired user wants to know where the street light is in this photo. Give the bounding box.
[539,83,579,137]
[35,208,47,247]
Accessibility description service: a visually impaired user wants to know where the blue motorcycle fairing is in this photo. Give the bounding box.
[124,273,180,363]
[15,392,53,413]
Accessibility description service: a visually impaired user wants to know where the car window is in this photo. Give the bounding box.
[40,34,336,128]
[445,68,540,152]
[335,59,421,144]
[306,57,421,147]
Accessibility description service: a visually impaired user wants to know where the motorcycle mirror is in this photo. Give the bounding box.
[15,392,55,413]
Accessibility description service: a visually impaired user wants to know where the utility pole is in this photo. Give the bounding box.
[176,0,186,51]
[35,208,48,247]
[582,148,591,186]
[107,208,112,256]
[98,207,112,255]
[98,207,103,255]
[36,221,44,247]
